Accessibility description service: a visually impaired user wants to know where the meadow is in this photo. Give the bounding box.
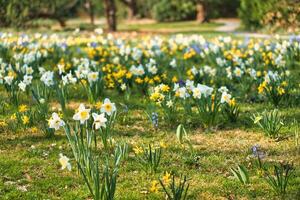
[0,32,299,200]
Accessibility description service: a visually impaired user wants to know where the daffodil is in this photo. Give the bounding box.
[254,116,262,124]
[149,180,159,193]
[221,92,232,104]
[59,153,71,171]
[120,83,126,91]
[192,87,201,99]
[166,100,173,108]
[73,104,91,124]
[100,98,116,116]
[92,113,107,130]
[22,115,29,125]
[18,104,28,113]
[133,146,143,154]
[48,112,65,130]
[162,171,171,185]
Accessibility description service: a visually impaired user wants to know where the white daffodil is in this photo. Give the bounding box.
[221,92,232,104]
[185,80,195,90]
[48,112,65,130]
[25,66,34,75]
[178,87,189,99]
[197,84,213,97]
[4,76,14,85]
[23,75,33,85]
[166,100,173,108]
[18,81,26,92]
[100,98,116,116]
[218,86,229,93]
[170,58,176,68]
[120,83,126,91]
[59,153,71,171]
[73,104,91,124]
[234,67,243,77]
[92,113,107,130]
[40,71,54,86]
[192,87,201,99]
[87,72,98,83]
[57,64,65,75]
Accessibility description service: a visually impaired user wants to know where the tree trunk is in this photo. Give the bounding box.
[57,18,66,27]
[127,0,138,19]
[86,0,95,25]
[120,0,138,19]
[104,0,117,31]
[196,2,205,23]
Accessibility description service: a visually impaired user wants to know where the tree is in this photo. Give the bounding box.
[0,0,80,28]
[120,0,138,19]
[83,0,95,25]
[196,1,206,23]
[104,0,117,31]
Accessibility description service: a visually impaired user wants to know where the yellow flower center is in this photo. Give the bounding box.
[80,111,88,119]
[105,104,112,112]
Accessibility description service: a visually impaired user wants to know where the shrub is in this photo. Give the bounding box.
[0,0,80,27]
[152,0,196,22]
[239,0,300,32]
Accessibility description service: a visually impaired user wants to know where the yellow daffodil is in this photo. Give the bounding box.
[149,180,159,193]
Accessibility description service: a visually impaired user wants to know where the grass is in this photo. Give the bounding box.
[118,21,222,33]
[0,89,299,199]
[0,18,226,36]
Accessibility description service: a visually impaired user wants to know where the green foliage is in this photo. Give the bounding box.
[205,0,240,19]
[136,0,240,21]
[152,0,196,22]
[251,109,284,138]
[194,94,221,130]
[176,124,188,144]
[159,174,189,200]
[0,0,80,27]
[222,103,240,123]
[263,163,295,197]
[292,119,299,148]
[176,124,194,155]
[239,0,300,31]
[239,0,274,30]
[135,144,162,173]
[230,165,250,185]
[64,123,122,200]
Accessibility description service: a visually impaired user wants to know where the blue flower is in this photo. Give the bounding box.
[251,144,265,159]
[151,112,158,128]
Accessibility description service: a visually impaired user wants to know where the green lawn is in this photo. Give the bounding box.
[118,21,222,33]
[0,18,225,36]
[0,90,299,199]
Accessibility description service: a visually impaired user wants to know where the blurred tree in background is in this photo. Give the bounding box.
[0,0,298,32]
[0,0,80,27]
[120,0,138,19]
[0,0,240,30]
[239,0,300,32]
[141,0,240,22]
[104,0,117,31]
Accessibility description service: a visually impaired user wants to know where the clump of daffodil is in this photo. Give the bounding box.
[21,115,30,125]
[257,74,289,106]
[18,104,28,113]
[150,180,159,193]
[133,145,144,154]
